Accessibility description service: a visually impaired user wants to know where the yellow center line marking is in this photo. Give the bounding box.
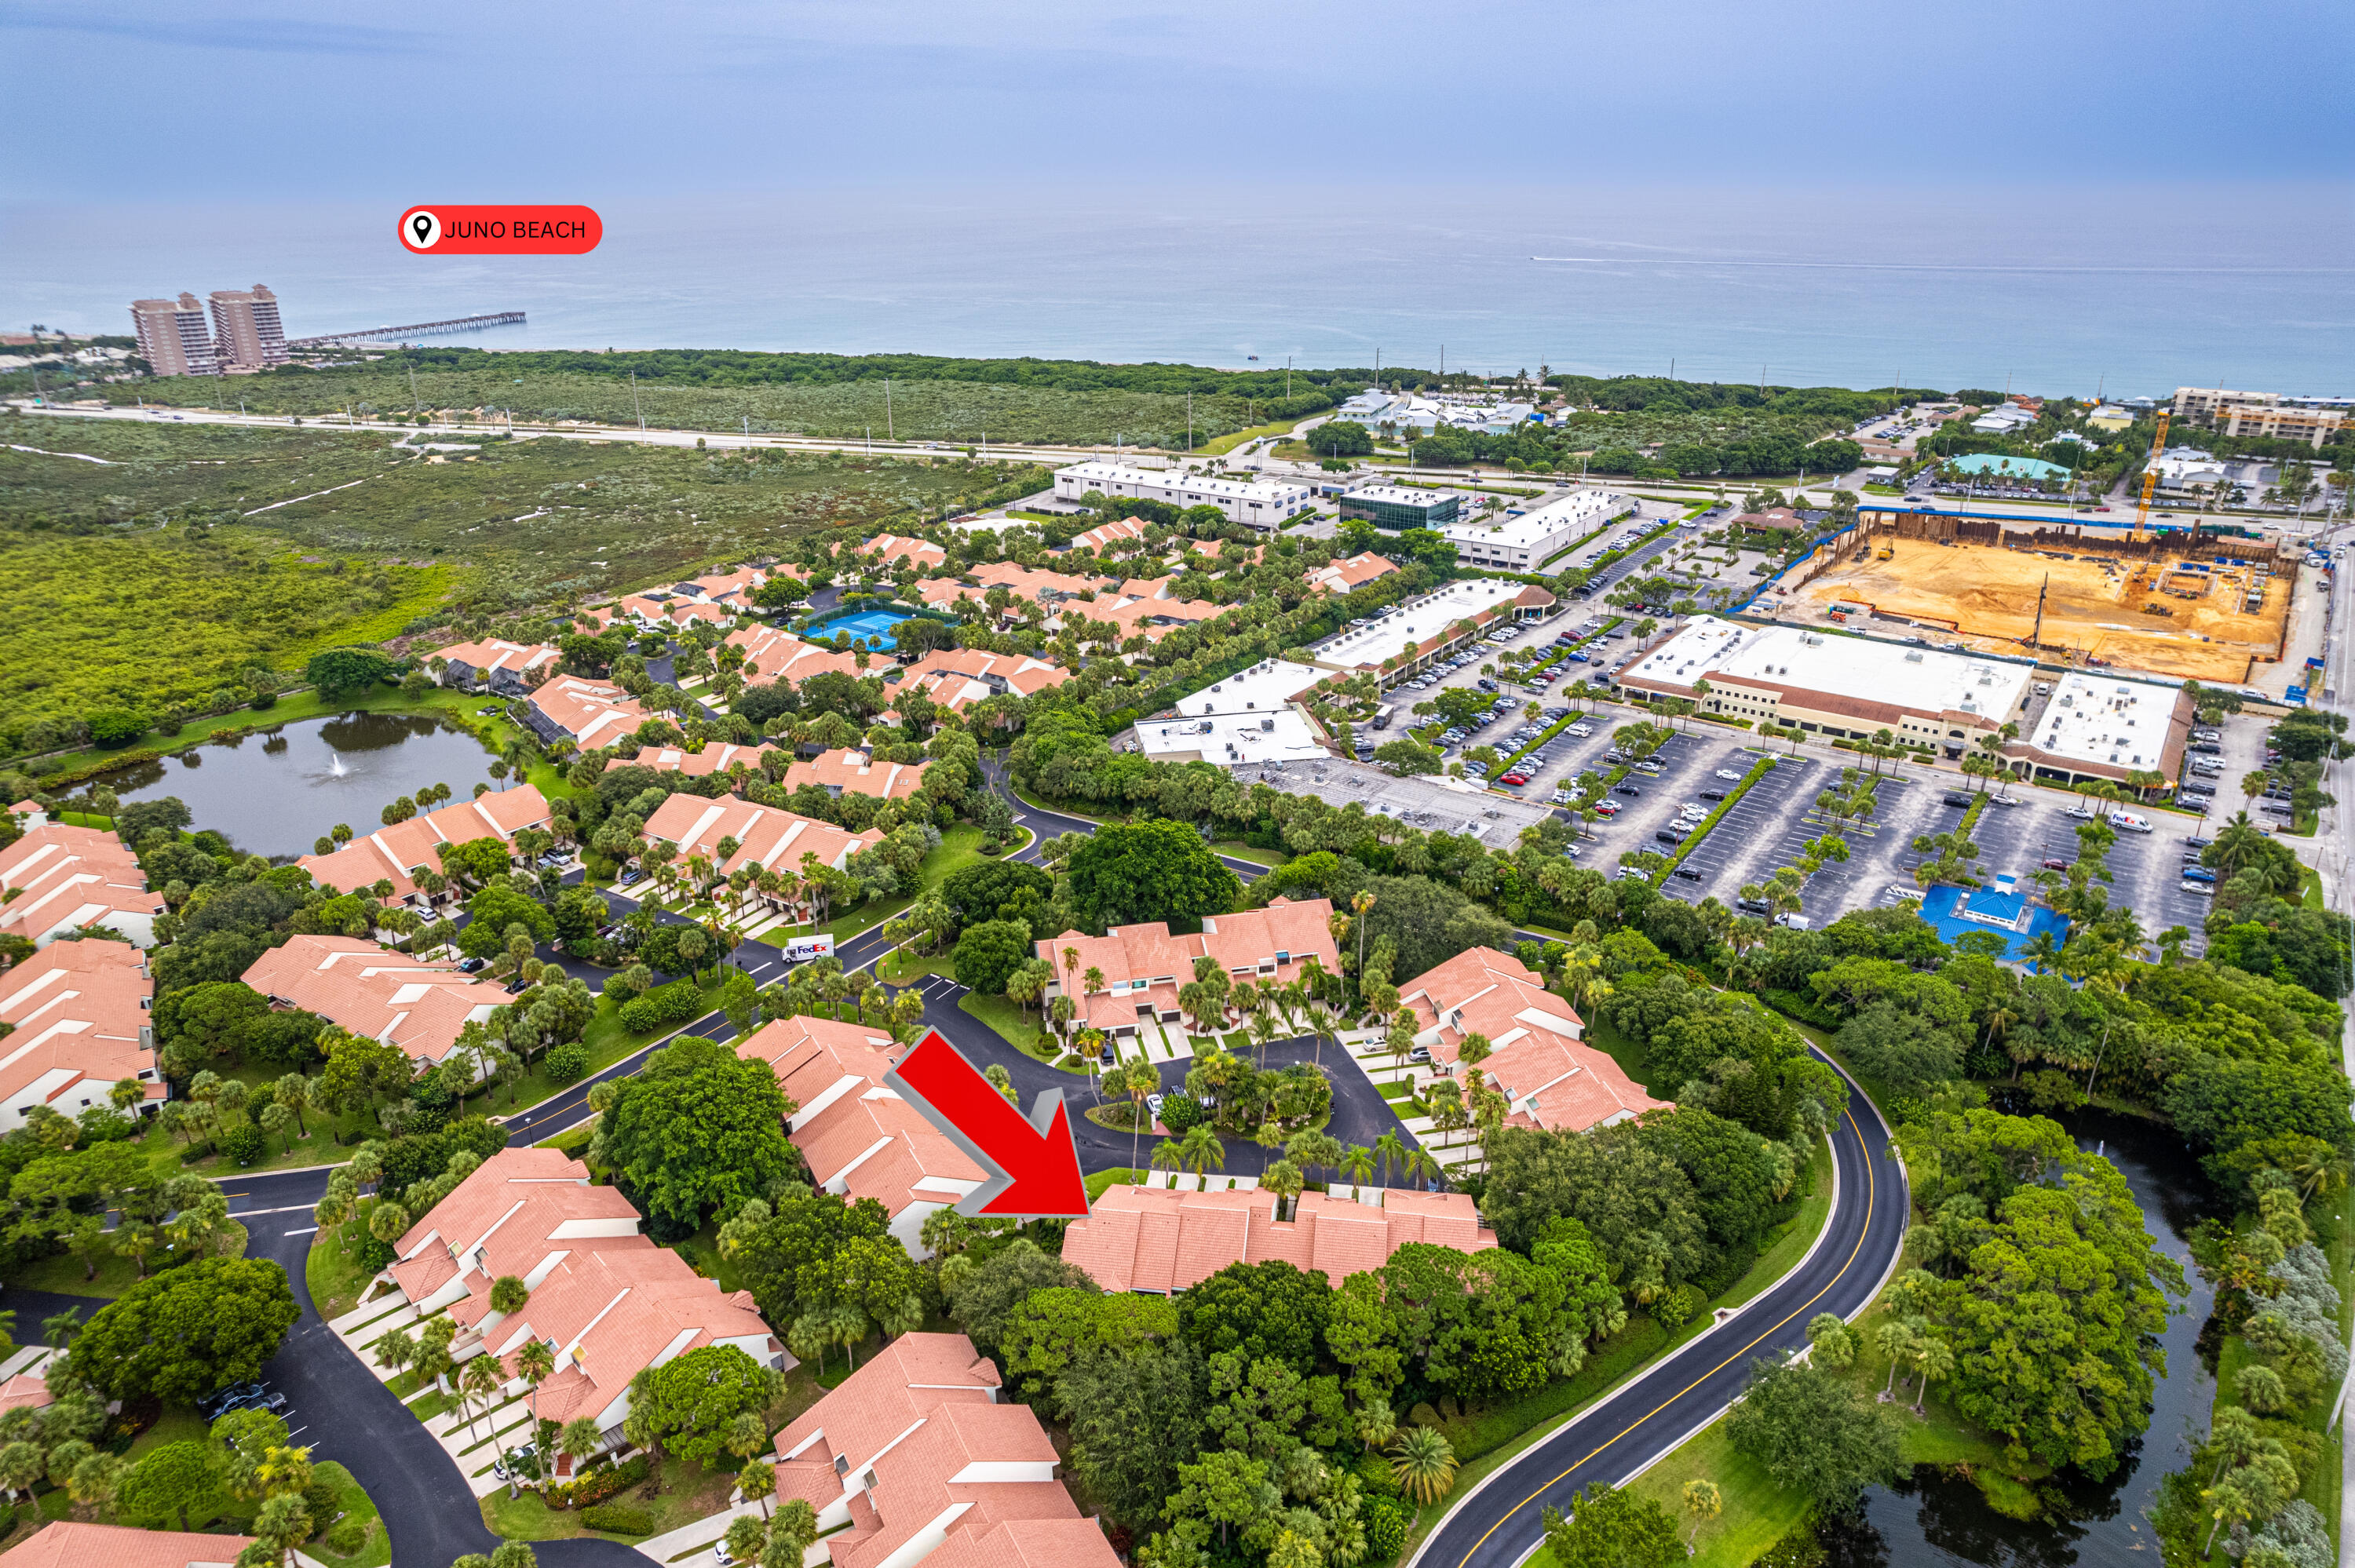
[1451,1101,1882,1568]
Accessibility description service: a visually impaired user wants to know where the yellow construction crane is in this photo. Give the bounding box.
[2130,409,2173,542]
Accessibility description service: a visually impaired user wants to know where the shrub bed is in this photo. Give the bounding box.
[581,1503,653,1535]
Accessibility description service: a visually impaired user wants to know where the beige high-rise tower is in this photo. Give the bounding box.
[208,285,288,370]
[129,293,218,377]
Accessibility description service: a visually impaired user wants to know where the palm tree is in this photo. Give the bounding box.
[1117,1059,1158,1174]
[1371,1130,1408,1189]
[1389,1426,1459,1504]
[1176,1123,1225,1178]
[1339,1143,1376,1193]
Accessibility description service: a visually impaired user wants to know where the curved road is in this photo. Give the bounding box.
[183,757,1903,1568]
[1411,1056,1906,1568]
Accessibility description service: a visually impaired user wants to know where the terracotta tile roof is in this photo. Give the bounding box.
[771,1333,1103,1568]
[528,676,648,748]
[784,749,932,800]
[393,1147,641,1319]
[0,1373,53,1413]
[860,534,949,569]
[897,651,1072,715]
[0,939,159,1125]
[296,786,553,903]
[1062,1183,1495,1293]
[1068,516,1151,553]
[9,1522,259,1568]
[1309,552,1400,593]
[734,1017,984,1219]
[1398,946,1670,1133]
[642,797,884,882]
[726,624,863,689]
[1035,898,1339,1035]
[0,823,162,946]
[241,935,502,1065]
[633,741,780,781]
[430,638,560,682]
[927,1517,1120,1568]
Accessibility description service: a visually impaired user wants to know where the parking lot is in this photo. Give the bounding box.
[1379,614,2233,946]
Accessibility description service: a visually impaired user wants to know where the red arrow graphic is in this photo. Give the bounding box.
[884,1030,1090,1220]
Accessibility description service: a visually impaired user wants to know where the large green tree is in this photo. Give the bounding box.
[951,920,1033,996]
[596,1037,799,1226]
[1177,1260,1330,1378]
[119,1441,225,1531]
[1066,819,1240,934]
[732,1192,892,1326]
[456,884,557,959]
[1061,1340,1208,1534]
[305,647,396,699]
[69,1259,300,1403]
[1542,1481,1683,1568]
[1725,1357,1900,1513]
[628,1346,780,1467]
[999,1288,1177,1414]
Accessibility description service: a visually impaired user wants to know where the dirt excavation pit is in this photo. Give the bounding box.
[1787,540,2288,682]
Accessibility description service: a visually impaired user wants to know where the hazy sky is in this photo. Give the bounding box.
[5,0,2351,201]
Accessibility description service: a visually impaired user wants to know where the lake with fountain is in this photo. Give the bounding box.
[71,711,502,859]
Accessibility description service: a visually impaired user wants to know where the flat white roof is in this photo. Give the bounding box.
[1622,616,2035,724]
[1176,658,1327,718]
[1307,578,1536,669]
[2030,672,2179,771]
[1056,461,1309,503]
[1342,484,1457,507]
[1440,490,1622,548]
[1137,708,1330,765]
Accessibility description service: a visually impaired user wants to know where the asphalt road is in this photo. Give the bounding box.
[1409,1056,1906,1568]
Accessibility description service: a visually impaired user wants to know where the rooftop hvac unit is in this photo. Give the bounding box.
[1904,651,1924,662]
[1261,717,1276,732]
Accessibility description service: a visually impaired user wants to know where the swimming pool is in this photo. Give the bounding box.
[819,609,915,648]
[1917,882,2068,963]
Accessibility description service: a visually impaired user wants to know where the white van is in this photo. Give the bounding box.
[2110,812,2153,833]
[783,934,838,963]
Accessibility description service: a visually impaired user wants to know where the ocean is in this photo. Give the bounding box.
[4,184,2350,399]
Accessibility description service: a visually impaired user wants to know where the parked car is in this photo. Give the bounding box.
[1736,897,1770,915]
[2041,858,2072,871]
[457,956,489,973]
[199,1383,267,1420]
[1942,793,1972,807]
[1614,785,1641,797]
[1700,789,1726,801]
[1673,866,1703,881]
[1714,769,1744,782]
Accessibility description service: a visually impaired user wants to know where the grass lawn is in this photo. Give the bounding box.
[2300,863,2325,910]
[449,973,729,1121]
[1085,1168,1145,1202]
[961,991,1090,1074]
[480,1454,737,1544]
[1208,840,1292,868]
[535,1125,593,1158]
[1198,414,1312,457]
[816,823,1027,947]
[307,1218,387,1325]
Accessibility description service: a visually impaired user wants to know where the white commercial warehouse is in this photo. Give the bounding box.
[1440,490,1632,571]
[1304,579,1557,685]
[1053,462,1313,529]
[1133,658,1333,767]
[1615,615,2036,759]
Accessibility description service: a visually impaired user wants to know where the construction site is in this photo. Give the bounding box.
[1772,512,2296,682]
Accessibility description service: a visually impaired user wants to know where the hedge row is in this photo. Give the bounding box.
[616,978,707,1034]
[545,1454,650,1509]
[1649,754,1777,884]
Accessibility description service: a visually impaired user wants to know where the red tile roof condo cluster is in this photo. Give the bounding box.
[725,623,863,689]
[896,650,1072,717]
[295,784,553,908]
[1399,946,1670,1132]
[0,816,165,949]
[1064,1183,1495,1293]
[641,796,885,892]
[859,533,950,570]
[1037,898,1339,1040]
[241,934,506,1068]
[525,675,649,749]
[734,1015,984,1251]
[1308,551,1401,594]
[11,1521,261,1568]
[0,939,164,1134]
[429,638,560,695]
[784,747,933,801]
[1068,515,1152,553]
[769,1333,1119,1568]
[384,1147,777,1435]
[631,740,782,782]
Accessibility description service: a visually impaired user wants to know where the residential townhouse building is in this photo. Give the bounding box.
[242,934,505,1069]
[1067,516,1154,554]
[13,1521,261,1568]
[383,1147,778,1456]
[895,650,1072,719]
[524,676,649,750]
[295,786,554,906]
[734,1014,984,1253]
[430,639,561,695]
[0,939,165,1134]
[1038,898,1339,1041]
[0,811,166,949]
[1306,551,1400,595]
[768,1333,1119,1568]
[1398,946,1668,1133]
[858,534,950,571]
[630,741,781,783]
[640,797,885,903]
[1064,1183,1495,1294]
[726,624,863,691]
[783,748,933,801]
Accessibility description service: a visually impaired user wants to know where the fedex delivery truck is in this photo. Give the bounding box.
[783,934,838,964]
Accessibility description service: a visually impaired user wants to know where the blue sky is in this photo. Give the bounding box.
[4,0,2351,200]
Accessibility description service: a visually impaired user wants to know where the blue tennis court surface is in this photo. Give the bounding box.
[823,610,914,647]
[1918,879,2068,962]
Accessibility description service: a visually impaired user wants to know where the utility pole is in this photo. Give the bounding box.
[1286,356,1292,401]
[885,378,893,440]
[630,370,644,431]
[1187,392,1192,453]
[408,362,420,415]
